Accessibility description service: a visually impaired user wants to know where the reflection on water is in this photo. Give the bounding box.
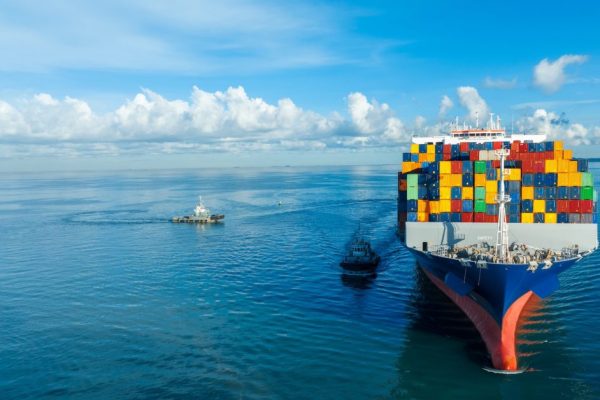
[340,271,378,289]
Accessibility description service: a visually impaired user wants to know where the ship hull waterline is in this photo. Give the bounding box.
[407,248,582,371]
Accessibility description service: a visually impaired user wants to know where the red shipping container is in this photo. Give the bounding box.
[511,141,521,152]
[451,161,462,173]
[492,141,502,150]
[461,212,473,222]
[469,150,479,161]
[474,213,486,222]
[491,160,500,168]
[581,200,593,213]
[545,151,554,160]
[557,200,569,213]
[451,200,462,212]
[521,160,533,173]
[569,200,581,213]
[460,142,469,152]
[485,214,499,223]
[534,160,545,173]
[519,143,529,153]
[443,144,451,154]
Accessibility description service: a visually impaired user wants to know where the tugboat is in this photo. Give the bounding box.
[340,236,381,272]
[172,196,224,224]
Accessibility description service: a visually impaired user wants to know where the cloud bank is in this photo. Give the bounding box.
[0,86,412,157]
[533,54,588,93]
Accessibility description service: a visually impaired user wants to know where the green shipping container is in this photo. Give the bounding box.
[582,172,593,187]
[407,186,418,200]
[581,186,593,200]
[474,200,486,213]
[475,186,486,200]
[407,174,419,188]
[474,161,486,174]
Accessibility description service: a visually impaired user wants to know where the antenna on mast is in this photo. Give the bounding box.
[476,111,479,128]
[489,113,494,130]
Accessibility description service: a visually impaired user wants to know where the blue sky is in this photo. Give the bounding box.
[1,0,599,170]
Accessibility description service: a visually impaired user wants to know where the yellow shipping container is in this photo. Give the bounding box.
[462,187,474,200]
[439,161,451,174]
[557,173,569,186]
[426,153,436,162]
[450,174,462,186]
[439,199,451,212]
[568,161,578,173]
[426,144,435,154]
[439,174,451,187]
[418,200,428,212]
[418,212,428,222]
[508,168,521,181]
[521,213,533,224]
[533,200,546,213]
[558,159,570,173]
[554,150,563,160]
[546,213,557,223]
[545,159,558,173]
[475,174,486,187]
[555,140,563,151]
[429,201,440,214]
[522,186,534,200]
[563,149,573,159]
[440,187,451,200]
[410,143,419,153]
[486,180,498,193]
[485,192,496,204]
[568,172,582,186]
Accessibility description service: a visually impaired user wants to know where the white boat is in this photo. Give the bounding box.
[172,197,224,224]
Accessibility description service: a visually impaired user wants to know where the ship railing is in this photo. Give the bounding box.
[429,244,450,257]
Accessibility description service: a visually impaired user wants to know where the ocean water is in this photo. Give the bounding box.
[1,165,599,400]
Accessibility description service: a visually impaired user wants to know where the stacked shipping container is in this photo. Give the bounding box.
[398,140,597,228]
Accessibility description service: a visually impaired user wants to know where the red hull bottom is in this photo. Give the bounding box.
[422,268,534,370]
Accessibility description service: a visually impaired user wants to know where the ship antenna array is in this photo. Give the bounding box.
[495,149,511,262]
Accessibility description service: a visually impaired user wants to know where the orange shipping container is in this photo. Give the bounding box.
[554,150,563,159]
[475,174,486,187]
[439,174,451,187]
[418,200,429,212]
[563,149,573,159]
[522,186,534,200]
[568,161,578,172]
[450,174,462,186]
[418,212,428,222]
[426,153,436,162]
[485,192,496,204]
[557,173,569,186]
[429,201,440,214]
[418,153,427,163]
[462,187,474,200]
[568,173,582,186]
[558,159,570,173]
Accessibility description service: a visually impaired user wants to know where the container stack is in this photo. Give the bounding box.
[398,140,597,229]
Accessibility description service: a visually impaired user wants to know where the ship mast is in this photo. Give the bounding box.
[495,149,511,262]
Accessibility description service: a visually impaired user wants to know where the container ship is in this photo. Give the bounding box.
[397,115,598,371]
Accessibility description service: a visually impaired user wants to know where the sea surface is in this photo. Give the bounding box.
[1,165,599,400]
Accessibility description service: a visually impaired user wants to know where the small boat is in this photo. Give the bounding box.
[172,196,224,224]
[340,236,380,271]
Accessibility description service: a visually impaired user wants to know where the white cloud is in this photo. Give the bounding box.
[483,77,517,89]
[438,95,453,118]
[347,92,408,143]
[533,54,588,93]
[516,108,599,145]
[457,86,490,124]
[0,86,410,157]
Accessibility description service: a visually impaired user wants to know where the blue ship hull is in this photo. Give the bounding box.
[407,248,583,370]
